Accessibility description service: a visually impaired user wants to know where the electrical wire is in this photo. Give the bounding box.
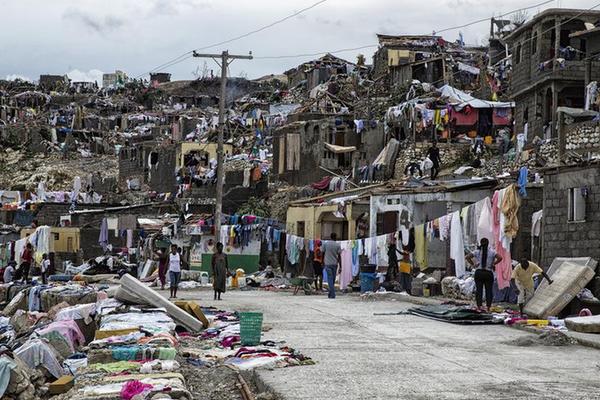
[254,44,378,60]
[433,0,555,35]
[135,0,329,78]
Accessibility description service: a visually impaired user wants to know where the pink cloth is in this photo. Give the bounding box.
[492,191,512,289]
[36,320,85,351]
[121,380,153,400]
[339,249,353,290]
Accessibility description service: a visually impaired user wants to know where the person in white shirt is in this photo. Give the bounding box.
[3,262,15,283]
[168,244,182,299]
[41,253,51,284]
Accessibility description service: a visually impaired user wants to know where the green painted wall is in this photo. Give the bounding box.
[195,254,260,275]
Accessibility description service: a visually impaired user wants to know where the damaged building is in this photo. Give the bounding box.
[506,8,600,139]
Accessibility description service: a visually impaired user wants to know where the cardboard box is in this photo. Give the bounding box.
[49,375,74,395]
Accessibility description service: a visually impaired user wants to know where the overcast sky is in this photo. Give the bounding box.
[1,0,595,84]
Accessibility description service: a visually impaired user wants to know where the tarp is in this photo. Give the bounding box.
[324,143,356,154]
[439,85,514,110]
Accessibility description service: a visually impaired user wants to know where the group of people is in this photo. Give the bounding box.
[467,238,553,315]
[154,242,230,301]
[1,243,54,285]
[404,142,443,180]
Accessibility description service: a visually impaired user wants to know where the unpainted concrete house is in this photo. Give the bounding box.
[118,141,177,193]
[541,163,600,267]
[272,114,385,186]
[505,8,600,140]
[284,53,367,91]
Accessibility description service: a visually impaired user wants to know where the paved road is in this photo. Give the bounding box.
[173,289,600,400]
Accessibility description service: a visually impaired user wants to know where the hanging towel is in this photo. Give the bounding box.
[339,248,353,290]
[518,167,528,197]
[450,211,466,277]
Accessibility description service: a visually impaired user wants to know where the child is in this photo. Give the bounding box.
[41,253,51,284]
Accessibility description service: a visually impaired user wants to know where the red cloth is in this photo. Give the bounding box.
[311,176,332,190]
[21,248,33,263]
[451,107,479,126]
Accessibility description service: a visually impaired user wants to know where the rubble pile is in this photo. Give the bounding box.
[394,143,469,180]
[565,122,600,151]
[0,149,117,191]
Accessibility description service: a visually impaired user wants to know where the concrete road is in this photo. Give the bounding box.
[172,289,600,400]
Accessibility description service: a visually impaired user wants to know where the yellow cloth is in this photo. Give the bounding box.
[501,184,521,238]
[399,261,411,274]
[414,225,427,270]
[511,262,543,290]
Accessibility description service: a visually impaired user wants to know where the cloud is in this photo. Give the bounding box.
[67,69,104,84]
[149,0,211,16]
[315,17,343,27]
[62,9,125,33]
[5,74,33,82]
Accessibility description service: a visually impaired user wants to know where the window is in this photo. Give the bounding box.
[568,187,587,222]
[532,31,538,54]
[67,237,74,252]
[53,233,60,240]
[297,221,305,237]
[515,43,522,64]
[376,211,398,235]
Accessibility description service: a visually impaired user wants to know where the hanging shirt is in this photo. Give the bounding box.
[449,211,466,277]
[168,253,181,273]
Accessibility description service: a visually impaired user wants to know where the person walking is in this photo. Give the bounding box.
[467,238,502,312]
[426,141,442,180]
[313,240,324,291]
[322,233,341,299]
[168,244,182,299]
[20,243,34,283]
[212,242,229,301]
[512,258,553,316]
[386,237,399,283]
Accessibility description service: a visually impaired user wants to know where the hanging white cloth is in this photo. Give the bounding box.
[476,197,494,244]
[450,211,466,277]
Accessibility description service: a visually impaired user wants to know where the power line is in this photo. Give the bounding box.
[135,0,328,78]
[254,45,378,60]
[433,0,554,35]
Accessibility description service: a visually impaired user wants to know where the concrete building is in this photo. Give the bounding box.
[284,53,366,91]
[102,70,128,88]
[372,34,485,91]
[150,72,171,85]
[368,179,496,269]
[505,9,600,140]
[177,142,233,169]
[38,75,69,91]
[272,114,385,186]
[118,141,177,193]
[541,162,600,266]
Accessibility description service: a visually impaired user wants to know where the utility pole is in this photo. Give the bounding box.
[192,50,252,237]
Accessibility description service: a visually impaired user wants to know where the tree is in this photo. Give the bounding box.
[236,197,271,218]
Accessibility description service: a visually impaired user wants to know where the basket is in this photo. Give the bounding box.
[239,312,263,346]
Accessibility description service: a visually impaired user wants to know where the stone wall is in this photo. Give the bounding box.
[542,165,600,266]
[565,120,600,152]
[394,142,470,180]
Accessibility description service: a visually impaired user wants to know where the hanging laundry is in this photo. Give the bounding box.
[450,211,466,277]
[414,224,427,270]
[477,197,494,244]
[339,243,353,290]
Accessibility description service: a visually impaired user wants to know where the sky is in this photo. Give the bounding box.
[1,0,597,84]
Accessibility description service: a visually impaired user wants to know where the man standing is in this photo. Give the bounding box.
[426,141,442,180]
[322,233,341,299]
[41,253,50,284]
[168,244,182,299]
[512,258,553,316]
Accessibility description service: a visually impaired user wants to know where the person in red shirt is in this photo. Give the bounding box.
[20,243,34,283]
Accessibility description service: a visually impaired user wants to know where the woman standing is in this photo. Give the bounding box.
[313,240,324,291]
[168,244,182,299]
[155,247,168,290]
[467,238,502,312]
[211,242,229,301]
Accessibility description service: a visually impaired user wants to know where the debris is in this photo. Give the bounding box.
[507,331,577,347]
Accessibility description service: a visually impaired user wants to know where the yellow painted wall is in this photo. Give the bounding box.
[286,204,357,240]
[21,227,80,253]
[177,143,234,168]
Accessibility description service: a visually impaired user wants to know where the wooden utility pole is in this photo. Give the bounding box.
[192,50,252,236]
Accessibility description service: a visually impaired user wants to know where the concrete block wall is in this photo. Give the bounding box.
[542,165,600,266]
[513,185,543,262]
